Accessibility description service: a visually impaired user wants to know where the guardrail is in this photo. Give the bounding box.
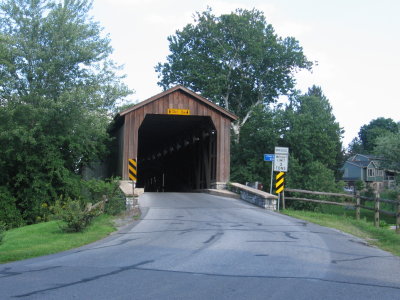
[228,182,278,211]
[284,188,400,233]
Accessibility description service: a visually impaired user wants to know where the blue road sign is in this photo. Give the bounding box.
[264,154,275,161]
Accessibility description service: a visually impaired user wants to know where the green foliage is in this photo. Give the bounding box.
[231,86,344,202]
[52,197,100,233]
[380,189,399,201]
[282,86,344,177]
[272,87,344,210]
[286,159,342,211]
[363,185,376,199]
[283,209,400,257]
[83,178,126,215]
[0,0,131,225]
[346,137,364,157]
[349,117,399,153]
[374,130,400,171]
[0,215,116,263]
[230,105,280,185]
[0,222,6,244]
[0,186,24,229]
[156,7,312,139]
[355,180,365,192]
[51,178,125,232]
[279,87,344,210]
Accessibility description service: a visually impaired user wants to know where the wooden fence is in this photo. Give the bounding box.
[283,188,400,234]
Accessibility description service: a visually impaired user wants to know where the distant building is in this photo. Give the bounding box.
[342,154,396,191]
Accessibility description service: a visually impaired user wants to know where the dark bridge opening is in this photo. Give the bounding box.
[137,114,217,192]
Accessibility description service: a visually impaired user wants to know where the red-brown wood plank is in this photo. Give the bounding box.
[119,89,235,182]
[224,118,230,181]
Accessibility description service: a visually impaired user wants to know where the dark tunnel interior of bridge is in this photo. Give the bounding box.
[137,114,217,192]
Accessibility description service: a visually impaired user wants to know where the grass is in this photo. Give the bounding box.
[0,214,116,264]
[282,204,400,257]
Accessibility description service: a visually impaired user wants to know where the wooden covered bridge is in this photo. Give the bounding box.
[110,86,238,192]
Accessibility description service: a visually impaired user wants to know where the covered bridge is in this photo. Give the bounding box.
[110,85,238,192]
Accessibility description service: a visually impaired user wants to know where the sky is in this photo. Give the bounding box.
[90,0,400,147]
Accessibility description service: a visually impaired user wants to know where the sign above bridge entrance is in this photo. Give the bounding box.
[167,108,190,115]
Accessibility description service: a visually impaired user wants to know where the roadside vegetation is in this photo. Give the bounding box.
[0,1,399,264]
[0,0,132,231]
[282,204,400,257]
[0,215,116,264]
[0,177,130,264]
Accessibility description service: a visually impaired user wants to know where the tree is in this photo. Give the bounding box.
[346,137,363,157]
[230,104,281,187]
[0,0,131,224]
[230,86,344,198]
[156,8,312,141]
[282,86,344,178]
[374,130,400,171]
[349,117,399,153]
[277,87,344,210]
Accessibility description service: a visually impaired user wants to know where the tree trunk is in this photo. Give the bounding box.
[232,122,241,144]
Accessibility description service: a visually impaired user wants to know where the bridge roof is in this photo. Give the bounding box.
[118,85,238,121]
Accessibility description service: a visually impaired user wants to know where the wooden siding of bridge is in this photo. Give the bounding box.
[118,86,237,184]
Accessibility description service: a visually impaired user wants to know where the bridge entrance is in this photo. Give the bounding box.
[111,85,237,191]
[138,114,216,191]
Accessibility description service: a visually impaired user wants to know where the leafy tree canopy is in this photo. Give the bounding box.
[230,86,344,197]
[282,86,344,175]
[349,117,399,154]
[374,130,400,171]
[0,0,131,225]
[230,104,281,183]
[156,7,312,140]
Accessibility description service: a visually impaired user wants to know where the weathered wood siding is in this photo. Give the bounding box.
[120,89,234,183]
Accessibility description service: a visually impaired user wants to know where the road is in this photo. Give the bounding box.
[1,192,400,299]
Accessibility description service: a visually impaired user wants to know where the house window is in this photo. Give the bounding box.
[368,168,375,177]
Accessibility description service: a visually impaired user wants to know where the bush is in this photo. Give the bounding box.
[0,222,6,244]
[0,187,24,229]
[286,160,342,211]
[83,178,125,216]
[355,180,365,193]
[52,197,101,233]
[380,189,399,201]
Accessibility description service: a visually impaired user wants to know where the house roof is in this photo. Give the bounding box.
[345,153,383,170]
[350,154,383,162]
[117,85,238,121]
[346,160,370,168]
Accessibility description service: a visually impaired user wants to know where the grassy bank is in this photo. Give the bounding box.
[0,215,116,264]
[283,207,400,256]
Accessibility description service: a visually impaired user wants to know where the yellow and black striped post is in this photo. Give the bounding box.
[128,158,137,182]
[275,172,285,211]
[275,172,285,194]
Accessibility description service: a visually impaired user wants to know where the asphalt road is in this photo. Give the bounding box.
[1,192,400,299]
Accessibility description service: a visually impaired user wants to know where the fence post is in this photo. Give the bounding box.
[396,195,400,234]
[374,191,380,228]
[355,191,360,221]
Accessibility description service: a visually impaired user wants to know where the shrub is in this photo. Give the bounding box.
[380,189,399,201]
[0,187,24,229]
[83,178,125,216]
[286,160,342,211]
[0,222,6,244]
[52,197,101,233]
[355,180,365,193]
